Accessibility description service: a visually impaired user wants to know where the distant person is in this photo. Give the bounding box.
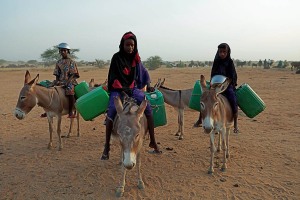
[101,31,161,160]
[40,43,80,118]
[210,43,239,133]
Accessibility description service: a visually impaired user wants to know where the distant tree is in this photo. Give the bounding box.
[188,60,195,67]
[205,61,213,67]
[0,59,7,65]
[176,60,185,68]
[17,61,25,64]
[40,45,79,66]
[95,59,106,68]
[27,60,38,65]
[145,56,162,70]
[198,61,205,67]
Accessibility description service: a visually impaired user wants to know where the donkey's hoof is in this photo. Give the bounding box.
[116,186,124,197]
[47,143,53,149]
[221,166,227,172]
[138,180,145,189]
[178,136,183,140]
[208,168,214,174]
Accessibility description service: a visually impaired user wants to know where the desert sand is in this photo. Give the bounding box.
[0,67,299,200]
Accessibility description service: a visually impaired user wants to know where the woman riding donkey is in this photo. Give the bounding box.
[210,43,239,133]
[41,42,80,118]
[101,31,161,160]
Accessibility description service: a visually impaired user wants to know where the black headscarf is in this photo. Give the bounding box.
[211,43,237,86]
[107,32,141,92]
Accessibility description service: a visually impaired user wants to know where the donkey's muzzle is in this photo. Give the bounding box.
[14,108,25,120]
[203,126,213,134]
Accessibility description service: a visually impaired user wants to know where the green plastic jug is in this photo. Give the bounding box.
[75,86,109,121]
[235,83,266,118]
[189,80,210,111]
[75,81,89,99]
[145,89,167,128]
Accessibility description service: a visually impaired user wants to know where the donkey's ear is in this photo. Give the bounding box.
[33,74,39,85]
[200,75,208,91]
[215,78,230,95]
[153,78,161,89]
[161,78,165,86]
[114,96,123,114]
[24,70,31,85]
[28,74,39,86]
[137,99,147,117]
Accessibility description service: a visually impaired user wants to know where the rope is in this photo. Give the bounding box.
[150,104,165,113]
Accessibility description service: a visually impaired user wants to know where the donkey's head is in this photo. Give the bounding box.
[14,70,39,120]
[114,96,147,170]
[200,75,230,134]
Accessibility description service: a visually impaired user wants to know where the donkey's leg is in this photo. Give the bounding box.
[208,132,216,174]
[47,116,54,149]
[56,115,63,150]
[116,166,126,197]
[178,108,184,140]
[76,112,80,137]
[67,118,74,138]
[217,132,221,152]
[225,128,230,158]
[136,152,145,189]
[175,109,181,137]
[221,129,228,172]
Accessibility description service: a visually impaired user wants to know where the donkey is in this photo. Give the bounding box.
[112,95,148,197]
[154,78,202,140]
[14,70,79,150]
[199,75,234,174]
[88,78,107,89]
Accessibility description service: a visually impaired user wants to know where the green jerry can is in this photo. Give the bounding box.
[145,89,167,128]
[75,86,109,121]
[235,83,266,118]
[74,81,89,99]
[39,80,52,88]
[189,80,210,111]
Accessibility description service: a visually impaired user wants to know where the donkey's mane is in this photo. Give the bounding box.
[122,96,138,114]
[160,85,180,91]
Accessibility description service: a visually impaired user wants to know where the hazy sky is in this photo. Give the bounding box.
[0,0,299,62]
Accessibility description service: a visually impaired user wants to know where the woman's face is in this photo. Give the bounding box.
[123,39,135,54]
[218,47,228,59]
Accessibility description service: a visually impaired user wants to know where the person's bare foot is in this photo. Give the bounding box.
[67,113,76,118]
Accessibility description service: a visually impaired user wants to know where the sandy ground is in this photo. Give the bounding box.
[0,67,299,200]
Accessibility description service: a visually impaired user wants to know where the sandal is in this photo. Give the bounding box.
[101,153,109,160]
[101,145,110,160]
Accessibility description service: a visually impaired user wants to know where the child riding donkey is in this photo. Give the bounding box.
[41,42,80,118]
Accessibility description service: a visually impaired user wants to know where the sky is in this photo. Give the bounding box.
[0,0,299,62]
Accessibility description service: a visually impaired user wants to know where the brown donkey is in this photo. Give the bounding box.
[199,75,234,174]
[112,95,148,197]
[14,70,79,150]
